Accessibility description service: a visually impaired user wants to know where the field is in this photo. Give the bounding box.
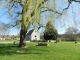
[0,42,80,60]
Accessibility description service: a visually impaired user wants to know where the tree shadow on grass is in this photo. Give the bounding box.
[0,44,18,55]
[0,44,42,56]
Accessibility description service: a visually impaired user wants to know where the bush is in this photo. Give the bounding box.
[37,42,49,46]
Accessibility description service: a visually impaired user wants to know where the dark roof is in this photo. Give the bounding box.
[26,29,34,35]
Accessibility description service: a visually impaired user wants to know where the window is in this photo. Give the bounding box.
[35,35,36,37]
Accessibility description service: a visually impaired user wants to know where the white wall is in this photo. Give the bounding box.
[31,30,40,41]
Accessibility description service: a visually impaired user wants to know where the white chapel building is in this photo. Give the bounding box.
[26,29,40,41]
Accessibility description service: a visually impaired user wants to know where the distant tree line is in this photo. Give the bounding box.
[58,34,80,41]
[58,27,80,41]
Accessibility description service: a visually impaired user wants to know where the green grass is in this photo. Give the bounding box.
[0,42,80,60]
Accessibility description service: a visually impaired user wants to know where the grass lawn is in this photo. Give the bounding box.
[0,42,80,60]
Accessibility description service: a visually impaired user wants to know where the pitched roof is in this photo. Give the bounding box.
[26,29,34,35]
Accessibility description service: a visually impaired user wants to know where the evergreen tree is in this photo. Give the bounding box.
[44,21,58,40]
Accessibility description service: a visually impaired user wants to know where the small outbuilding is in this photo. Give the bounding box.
[26,29,40,41]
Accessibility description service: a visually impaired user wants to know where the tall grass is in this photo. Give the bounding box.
[0,42,80,60]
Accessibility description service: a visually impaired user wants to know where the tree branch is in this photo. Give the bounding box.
[31,0,48,17]
[63,0,80,11]
[40,7,62,15]
[6,20,21,29]
[38,0,48,8]
[72,0,80,2]
[63,2,71,10]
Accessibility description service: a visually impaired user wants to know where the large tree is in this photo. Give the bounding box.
[11,0,49,47]
[64,27,79,41]
[65,27,79,34]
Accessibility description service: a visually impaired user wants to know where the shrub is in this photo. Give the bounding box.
[37,42,49,46]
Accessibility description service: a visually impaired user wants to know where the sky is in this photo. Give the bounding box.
[0,0,80,35]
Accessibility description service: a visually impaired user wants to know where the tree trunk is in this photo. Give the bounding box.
[19,5,27,47]
[19,29,26,47]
